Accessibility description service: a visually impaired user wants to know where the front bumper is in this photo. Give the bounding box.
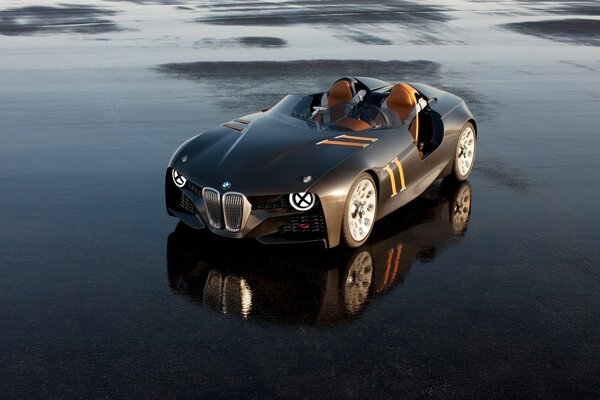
[165,170,328,245]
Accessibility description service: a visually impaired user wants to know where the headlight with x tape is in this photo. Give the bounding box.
[289,192,316,211]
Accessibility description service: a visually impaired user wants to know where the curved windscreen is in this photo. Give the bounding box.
[267,94,403,132]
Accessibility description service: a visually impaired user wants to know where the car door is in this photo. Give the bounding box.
[376,123,446,219]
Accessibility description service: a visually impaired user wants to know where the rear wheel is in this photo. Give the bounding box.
[452,122,476,181]
[342,173,377,248]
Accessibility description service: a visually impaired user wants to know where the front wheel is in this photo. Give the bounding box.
[342,173,377,248]
[451,122,476,181]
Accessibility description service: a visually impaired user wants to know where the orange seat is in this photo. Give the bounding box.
[333,117,372,132]
[327,80,354,108]
[324,80,355,122]
[386,83,420,144]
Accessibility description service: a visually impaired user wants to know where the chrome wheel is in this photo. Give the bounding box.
[456,125,475,177]
[343,250,373,314]
[347,177,377,243]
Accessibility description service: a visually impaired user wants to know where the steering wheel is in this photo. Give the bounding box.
[354,105,390,128]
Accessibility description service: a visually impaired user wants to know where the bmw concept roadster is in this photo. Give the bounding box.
[166,77,477,248]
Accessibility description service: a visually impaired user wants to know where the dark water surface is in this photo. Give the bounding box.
[1,58,599,398]
[0,5,124,35]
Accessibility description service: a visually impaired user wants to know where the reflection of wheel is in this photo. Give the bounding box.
[343,249,373,314]
[450,182,472,236]
[452,122,476,181]
[342,173,377,248]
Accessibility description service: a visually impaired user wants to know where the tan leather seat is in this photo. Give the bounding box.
[333,117,372,132]
[324,80,355,122]
[386,83,420,143]
[327,80,354,108]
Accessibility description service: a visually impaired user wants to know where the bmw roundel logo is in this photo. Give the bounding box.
[289,192,316,211]
[221,181,232,190]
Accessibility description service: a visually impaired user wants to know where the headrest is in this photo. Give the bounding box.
[385,83,419,122]
[328,80,354,108]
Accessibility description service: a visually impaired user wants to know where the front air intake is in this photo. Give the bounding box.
[222,192,251,232]
[202,187,222,229]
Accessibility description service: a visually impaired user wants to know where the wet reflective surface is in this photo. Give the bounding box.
[1,0,600,398]
[168,181,472,325]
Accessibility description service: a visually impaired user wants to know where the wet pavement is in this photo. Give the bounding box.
[0,4,124,35]
[1,0,600,398]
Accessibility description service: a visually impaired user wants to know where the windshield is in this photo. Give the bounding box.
[268,94,402,132]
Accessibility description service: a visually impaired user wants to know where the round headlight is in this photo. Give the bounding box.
[289,192,316,211]
[172,169,187,188]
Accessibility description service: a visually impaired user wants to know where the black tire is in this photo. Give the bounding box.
[451,122,476,181]
[342,173,378,248]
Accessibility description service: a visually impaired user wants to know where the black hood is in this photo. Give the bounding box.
[170,113,363,195]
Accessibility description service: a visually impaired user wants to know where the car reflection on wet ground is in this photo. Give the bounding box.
[168,181,472,325]
[1,0,600,398]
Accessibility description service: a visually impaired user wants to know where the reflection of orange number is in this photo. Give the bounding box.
[383,158,407,197]
[380,244,404,292]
